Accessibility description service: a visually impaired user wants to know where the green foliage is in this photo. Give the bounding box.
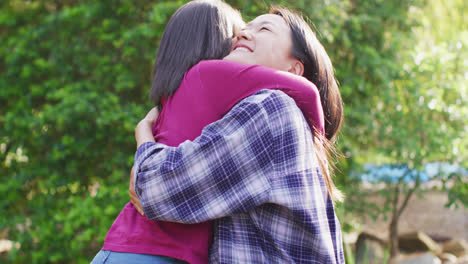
[443,171,468,208]
[1,0,466,263]
[337,0,468,257]
[0,0,182,262]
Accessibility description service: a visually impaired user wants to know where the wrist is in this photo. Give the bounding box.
[136,121,155,148]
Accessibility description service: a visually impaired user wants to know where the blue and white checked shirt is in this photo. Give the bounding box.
[134,90,344,264]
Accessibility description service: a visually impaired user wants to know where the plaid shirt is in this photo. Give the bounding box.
[134,90,344,264]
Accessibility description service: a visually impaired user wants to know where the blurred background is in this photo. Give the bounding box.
[0,0,466,263]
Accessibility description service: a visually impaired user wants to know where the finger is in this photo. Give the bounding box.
[129,167,135,197]
[137,204,145,216]
[150,107,159,116]
[145,107,159,123]
[135,202,145,216]
[130,194,145,216]
[132,202,144,216]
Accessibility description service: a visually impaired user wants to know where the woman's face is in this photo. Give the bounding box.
[224,14,299,73]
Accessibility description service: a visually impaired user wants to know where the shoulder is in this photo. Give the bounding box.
[194,60,286,80]
[189,60,253,89]
[239,90,302,114]
[231,90,305,127]
[193,59,249,73]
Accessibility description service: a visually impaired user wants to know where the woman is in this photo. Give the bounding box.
[93,1,330,263]
[132,7,345,264]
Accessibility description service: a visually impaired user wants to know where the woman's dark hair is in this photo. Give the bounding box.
[150,0,244,106]
[271,7,344,202]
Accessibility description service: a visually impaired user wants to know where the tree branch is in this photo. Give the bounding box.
[397,171,420,218]
[391,180,401,218]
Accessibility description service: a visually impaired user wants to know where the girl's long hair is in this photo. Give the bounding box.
[271,7,344,203]
[150,0,244,107]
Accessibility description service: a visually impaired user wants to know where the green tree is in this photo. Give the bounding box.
[340,0,468,260]
[0,0,184,262]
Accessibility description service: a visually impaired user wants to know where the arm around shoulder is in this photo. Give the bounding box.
[134,91,283,223]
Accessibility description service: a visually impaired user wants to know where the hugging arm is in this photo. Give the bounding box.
[133,92,278,223]
[197,60,324,135]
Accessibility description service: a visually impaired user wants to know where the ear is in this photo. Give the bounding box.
[287,60,304,76]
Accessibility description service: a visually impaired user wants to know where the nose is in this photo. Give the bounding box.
[236,28,252,41]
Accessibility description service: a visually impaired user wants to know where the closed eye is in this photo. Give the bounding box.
[260,26,271,32]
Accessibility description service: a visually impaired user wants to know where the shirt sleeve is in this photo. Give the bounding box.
[196,60,325,135]
[133,91,282,223]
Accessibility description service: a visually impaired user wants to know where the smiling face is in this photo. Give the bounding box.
[224,14,303,75]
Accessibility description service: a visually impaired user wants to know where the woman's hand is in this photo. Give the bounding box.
[129,166,145,216]
[132,107,159,214]
[135,107,159,148]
